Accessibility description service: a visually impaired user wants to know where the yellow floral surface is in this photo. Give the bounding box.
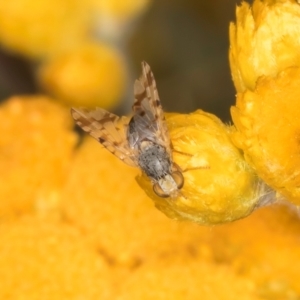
[0,97,77,219]
[0,217,113,300]
[231,67,300,204]
[0,96,299,299]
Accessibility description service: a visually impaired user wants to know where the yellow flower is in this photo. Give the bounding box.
[0,0,90,58]
[38,42,126,109]
[229,0,300,92]
[231,67,300,204]
[230,0,300,204]
[137,111,264,225]
[0,96,77,218]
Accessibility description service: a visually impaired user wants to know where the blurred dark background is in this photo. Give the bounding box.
[0,0,239,122]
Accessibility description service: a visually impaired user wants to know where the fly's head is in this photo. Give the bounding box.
[153,171,184,198]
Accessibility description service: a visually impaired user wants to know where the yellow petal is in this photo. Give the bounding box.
[231,67,300,204]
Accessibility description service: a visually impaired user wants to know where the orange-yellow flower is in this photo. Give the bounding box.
[138,111,264,224]
[1,97,300,299]
[0,0,90,58]
[231,67,300,204]
[229,0,300,92]
[230,0,300,204]
[38,42,126,109]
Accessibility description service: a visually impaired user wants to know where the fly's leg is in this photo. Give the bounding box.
[172,148,210,173]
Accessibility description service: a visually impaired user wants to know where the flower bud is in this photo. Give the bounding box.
[138,111,267,225]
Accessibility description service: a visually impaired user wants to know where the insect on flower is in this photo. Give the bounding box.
[71,61,184,198]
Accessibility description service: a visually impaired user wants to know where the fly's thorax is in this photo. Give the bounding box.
[127,113,159,149]
[137,141,172,180]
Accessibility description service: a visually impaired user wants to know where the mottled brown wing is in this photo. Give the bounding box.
[132,61,171,152]
[71,107,138,167]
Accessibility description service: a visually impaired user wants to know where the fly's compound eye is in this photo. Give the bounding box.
[153,183,170,198]
[172,171,184,189]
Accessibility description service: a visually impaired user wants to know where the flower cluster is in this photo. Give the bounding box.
[0,96,299,299]
[230,0,300,204]
[0,0,299,298]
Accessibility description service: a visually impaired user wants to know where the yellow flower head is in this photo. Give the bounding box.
[0,0,90,58]
[230,0,300,92]
[138,111,264,225]
[38,42,126,109]
[230,0,300,204]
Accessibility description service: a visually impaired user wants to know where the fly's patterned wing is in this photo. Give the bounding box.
[132,61,171,153]
[71,107,138,167]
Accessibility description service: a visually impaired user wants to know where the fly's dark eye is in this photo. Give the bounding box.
[172,171,184,189]
[153,183,169,198]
